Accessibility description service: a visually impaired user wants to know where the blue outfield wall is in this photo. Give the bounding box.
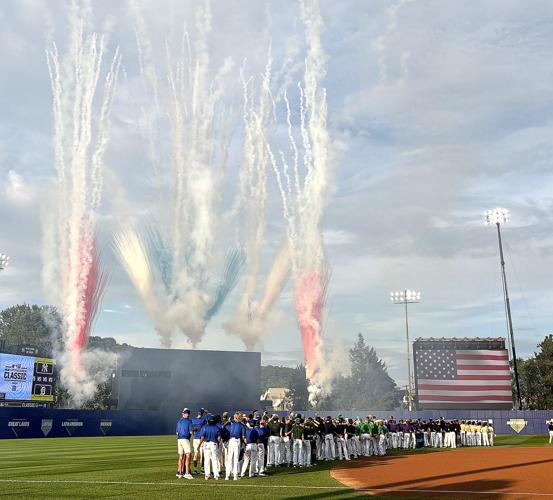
[0,408,161,439]
[293,409,553,435]
[1,408,552,438]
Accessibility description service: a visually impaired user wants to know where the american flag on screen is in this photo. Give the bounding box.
[415,349,513,406]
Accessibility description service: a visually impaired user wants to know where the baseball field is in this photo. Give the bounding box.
[0,435,550,499]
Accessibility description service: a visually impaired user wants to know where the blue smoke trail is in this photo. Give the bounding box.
[145,226,173,295]
[205,248,246,320]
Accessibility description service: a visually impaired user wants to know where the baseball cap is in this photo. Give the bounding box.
[182,408,190,414]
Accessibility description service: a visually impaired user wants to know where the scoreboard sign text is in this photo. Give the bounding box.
[0,354,55,402]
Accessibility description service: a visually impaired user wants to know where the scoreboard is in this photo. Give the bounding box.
[0,353,56,403]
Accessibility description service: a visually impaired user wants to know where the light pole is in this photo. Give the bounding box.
[390,289,421,411]
[0,253,9,271]
[485,208,522,410]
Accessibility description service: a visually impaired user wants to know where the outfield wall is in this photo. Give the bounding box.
[0,408,161,439]
[294,409,553,435]
[1,408,551,438]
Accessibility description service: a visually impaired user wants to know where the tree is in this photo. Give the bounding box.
[317,333,401,411]
[519,334,553,409]
[289,365,309,409]
[260,364,309,410]
[0,304,62,355]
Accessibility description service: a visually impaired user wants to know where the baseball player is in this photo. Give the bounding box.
[481,421,490,446]
[322,416,335,460]
[176,408,194,480]
[256,419,269,476]
[266,414,282,468]
[281,416,293,465]
[377,420,388,455]
[225,412,244,481]
[335,417,350,460]
[488,421,494,446]
[191,409,207,473]
[198,415,221,480]
[291,418,304,466]
[241,419,259,478]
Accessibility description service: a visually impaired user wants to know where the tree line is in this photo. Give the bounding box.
[1,303,552,410]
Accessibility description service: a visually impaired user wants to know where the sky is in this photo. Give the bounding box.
[1,0,553,388]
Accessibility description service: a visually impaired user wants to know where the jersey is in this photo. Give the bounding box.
[191,417,206,439]
[176,417,193,439]
[229,421,245,439]
[200,424,221,443]
[267,420,282,437]
[257,426,269,445]
[303,425,316,441]
[291,424,304,440]
[245,426,259,444]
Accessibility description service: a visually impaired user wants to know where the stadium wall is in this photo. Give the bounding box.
[293,409,553,435]
[0,408,161,439]
[1,408,552,439]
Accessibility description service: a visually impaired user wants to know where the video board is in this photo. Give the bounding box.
[0,353,55,402]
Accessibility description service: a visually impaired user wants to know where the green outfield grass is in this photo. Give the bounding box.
[0,434,549,499]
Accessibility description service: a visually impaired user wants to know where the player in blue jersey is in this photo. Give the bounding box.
[199,415,222,480]
[256,418,269,476]
[241,420,259,478]
[175,408,193,479]
[225,412,245,480]
[191,408,207,474]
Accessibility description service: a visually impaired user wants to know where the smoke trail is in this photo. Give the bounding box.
[205,249,246,320]
[145,226,173,296]
[117,1,238,347]
[43,7,121,405]
[224,243,291,350]
[266,0,333,403]
[223,47,297,349]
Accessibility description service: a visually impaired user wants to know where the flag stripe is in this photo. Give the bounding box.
[456,354,509,361]
[457,374,512,380]
[418,384,511,391]
[418,379,510,386]
[418,395,513,402]
[457,369,510,376]
[456,350,509,356]
[418,389,512,397]
[456,364,509,370]
[456,359,509,366]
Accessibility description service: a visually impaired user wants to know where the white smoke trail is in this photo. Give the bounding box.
[43,5,121,406]
[224,47,285,349]
[121,0,235,347]
[265,0,334,403]
[373,0,416,85]
[224,243,291,350]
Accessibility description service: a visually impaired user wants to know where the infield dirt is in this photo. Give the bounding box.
[331,447,553,499]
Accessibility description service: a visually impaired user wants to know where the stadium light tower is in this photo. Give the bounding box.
[485,208,522,410]
[0,253,9,271]
[390,289,421,411]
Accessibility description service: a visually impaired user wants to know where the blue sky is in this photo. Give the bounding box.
[1,0,553,387]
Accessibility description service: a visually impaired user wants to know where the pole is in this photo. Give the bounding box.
[496,222,522,410]
[404,292,413,412]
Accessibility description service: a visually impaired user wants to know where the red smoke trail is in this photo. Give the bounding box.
[69,236,109,372]
[294,269,329,380]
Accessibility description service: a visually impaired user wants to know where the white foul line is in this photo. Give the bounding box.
[0,479,552,496]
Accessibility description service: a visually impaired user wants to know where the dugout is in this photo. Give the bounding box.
[113,347,261,433]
